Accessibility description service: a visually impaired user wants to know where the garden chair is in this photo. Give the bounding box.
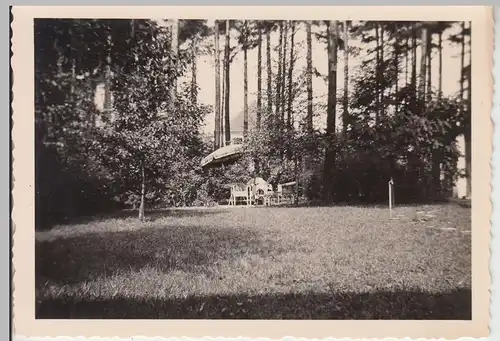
[228,183,250,206]
[277,181,297,205]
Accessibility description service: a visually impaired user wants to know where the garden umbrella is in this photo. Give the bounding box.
[201,143,244,168]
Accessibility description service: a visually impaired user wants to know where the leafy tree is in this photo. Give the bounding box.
[35,19,209,226]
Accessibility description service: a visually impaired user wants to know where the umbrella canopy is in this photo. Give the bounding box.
[246,177,267,187]
[201,143,244,168]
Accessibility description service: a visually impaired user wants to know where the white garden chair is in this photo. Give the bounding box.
[228,183,251,206]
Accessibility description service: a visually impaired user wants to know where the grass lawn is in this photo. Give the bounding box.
[36,203,471,319]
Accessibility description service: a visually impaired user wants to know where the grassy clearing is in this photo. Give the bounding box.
[36,204,471,319]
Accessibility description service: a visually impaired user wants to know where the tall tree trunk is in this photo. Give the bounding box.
[287,22,295,131]
[53,36,64,130]
[294,155,299,206]
[393,24,399,112]
[257,24,262,130]
[221,54,225,147]
[343,21,349,134]
[220,37,225,148]
[322,21,338,203]
[438,31,443,99]
[426,32,432,104]
[104,27,113,121]
[411,23,417,111]
[405,36,409,85]
[255,23,263,173]
[68,27,76,100]
[170,19,179,109]
[266,26,273,126]
[138,160,145,221]
[463,22,471,198]
[460,22,465,106]
[224,20,231,145]
[54,38,64,75]
[70,57,76,98]
[276,21,283,125]
[281,21,288,128]
[306,21,313,134]
[286,21,295,160]
[191,36,198,105]
[419,26,428,110]
[214,21,221,149]
[428,31,440,197]
[380,24,385,118]
[375,24,380,124]
[243,21,249,139]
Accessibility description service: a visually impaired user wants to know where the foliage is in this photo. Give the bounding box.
[35,19,471,227]
[35,19,210,227]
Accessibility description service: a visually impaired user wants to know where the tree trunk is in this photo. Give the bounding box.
[405,36,409,85]
[306,21,313,134]
[266,26,273,126]
[257,24,262,130]
[460,22,465,105]
[294,155,299,206]
[428,30,440,197]
[221,57,225,147]
[393,23,399,112]
[104,28,113,121]
[220,37,225,148]
[380,24,385,118]
[53,36,64,136]
[281,21,288,129]
[465,128,471,198]
[191,36,198,105]
[243,21,249,139]
[170,19,179,109]
[69,27,77,99]
[419,26,428,110]
[343,21,349,134]
[70,57,76,98]
[138,161,145,222]
[54,38,64,76]
[375,24,380,124]
[224,20,231,145]
[326,22,338,135]
[460,22,465,108]
[464,22,471,198]
[287,22,295,132]
[276,22,283,126]
[426,31,432,104]
[322,21,338,203]
[411,23,417,111]
[438,31,443,99]
[214,21,221,149]
[286,21,295,160]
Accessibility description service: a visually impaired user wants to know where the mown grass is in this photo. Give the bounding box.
[36,204,471,319]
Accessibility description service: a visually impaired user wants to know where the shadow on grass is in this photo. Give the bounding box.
[36,224,292,286]
[36,288,471,320]
[59,208,228,227]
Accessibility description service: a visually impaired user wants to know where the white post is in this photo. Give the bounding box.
[389,178,393,218]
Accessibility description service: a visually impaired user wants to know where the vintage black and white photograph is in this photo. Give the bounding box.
[31,15,477,321]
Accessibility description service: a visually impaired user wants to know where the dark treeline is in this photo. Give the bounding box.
[35,19,471,228]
